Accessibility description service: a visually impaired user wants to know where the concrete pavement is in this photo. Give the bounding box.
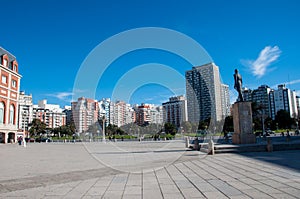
[0,141,300,198]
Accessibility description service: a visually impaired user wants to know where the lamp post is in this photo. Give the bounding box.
[102,116,106,143]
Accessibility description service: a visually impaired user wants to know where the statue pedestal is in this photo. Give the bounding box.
[232,102,256,144]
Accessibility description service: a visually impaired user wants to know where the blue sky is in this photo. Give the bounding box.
[1,0,300,106]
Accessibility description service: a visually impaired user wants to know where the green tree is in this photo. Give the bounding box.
[198,118,210,130]
[181,121,192,134]
[164,123,177,135]
[275,110,294,129]
[29,119,46,136]
[222,116,233,133]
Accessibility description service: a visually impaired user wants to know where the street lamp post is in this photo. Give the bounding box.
[102,116,106,143]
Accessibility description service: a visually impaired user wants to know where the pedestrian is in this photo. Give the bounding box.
[18,136,22,145]
[286,130,291,142]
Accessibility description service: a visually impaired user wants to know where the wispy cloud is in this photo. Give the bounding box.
[46,92,73,102]
[271,79,300,88]
[242,45,281,78]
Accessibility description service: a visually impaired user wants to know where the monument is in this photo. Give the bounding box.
[232,69,256,144]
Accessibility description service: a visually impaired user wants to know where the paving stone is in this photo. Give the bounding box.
[203,191,228,199]
[162,193,184,199]
[241,189,274,199]
[1,143,300,198]
[143,189,162,199]
[123,185,142,195]
[268,193,298,199]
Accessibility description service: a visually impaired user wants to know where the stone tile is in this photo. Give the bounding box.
[180,187,205,198]
[85,186,107,196]
[251,184,284,194]
[162,193,184,199]
[281,187,300,198]
[242,189,274,199]
[123,185,142,195]
[102,190,123,199]
[208,179,242,196]
[268,193,298,199]
[143,189,163,199]
[122,194,141,199]
[203,191,228,199]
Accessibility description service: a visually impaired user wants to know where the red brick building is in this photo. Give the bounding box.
[0,47,22,143]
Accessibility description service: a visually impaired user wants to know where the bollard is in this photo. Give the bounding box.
[208,139,215,155]
[267,137,273,152]
[185,136,189,148]
[193,138,199,151]
[23,137,26,148]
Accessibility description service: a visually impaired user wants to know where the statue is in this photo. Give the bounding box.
[234,69,244,102]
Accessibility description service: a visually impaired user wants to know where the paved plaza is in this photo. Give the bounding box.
[0,141,300,198]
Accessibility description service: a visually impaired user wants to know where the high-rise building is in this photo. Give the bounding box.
[243,84,298,120]
[98,98,111,126]
[18,91,33,133]
[33,100,66,129]
[63,106,72,125]
[71,97,99,134]
[134,103,163,126]
[162,95,188,127]
[134,103,151,126]
[220,84,231,118]
[0,47,22,143]
[185,63,223,123]
[245,85,273,118]
[296,96,300,119]
[150,105,163,124]
[110,101,126,127]
[270,84,298,119]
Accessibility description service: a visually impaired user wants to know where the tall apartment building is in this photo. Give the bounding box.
[243,84,298,120]
[33,100,66,129]
[134,103,163,126]
[270,84,298,119]
[185,63,223,123]
[297,96,300,119]
[98,98,111,126]
[220,84,231,118]
[243,85,273,118]
[63,106,72,125]
[106,100,135,127]
[150,105,163,124]
[18,91,33,133]
[71,97,99,134]
[162,95,188,127]
[0,47,22,143]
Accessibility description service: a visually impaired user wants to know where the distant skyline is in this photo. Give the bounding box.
[1,0,300,106]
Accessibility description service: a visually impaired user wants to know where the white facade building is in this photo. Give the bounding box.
[18,91,33,132]
[33,100,66,129]
[220,84,231,118]
[162,95,188,127]
[98,98,111,126]
[271,84,298,119]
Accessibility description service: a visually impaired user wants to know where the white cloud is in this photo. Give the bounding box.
[242,45,281,78]
[271,79,300,89]
[46,92,73,102]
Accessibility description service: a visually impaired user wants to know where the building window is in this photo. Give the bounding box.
[9,104,15,124]
[12,80,17,88]
[0,102,4,124]
[1,75,7,84]
[13,65,17,71]
[3,59,8,67]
